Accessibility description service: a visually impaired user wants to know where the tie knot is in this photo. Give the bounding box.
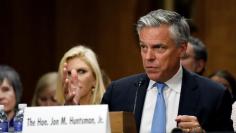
[156,82,166,93]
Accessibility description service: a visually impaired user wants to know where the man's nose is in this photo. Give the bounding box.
[146,49,155,60]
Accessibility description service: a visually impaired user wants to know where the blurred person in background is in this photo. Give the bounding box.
[31,72,59,106]
[180,36,207,75]
[209,70,236,101]
[0,65,23,131]
[209,70,236,131]
[101,69,111,88]
[56,45,105,105]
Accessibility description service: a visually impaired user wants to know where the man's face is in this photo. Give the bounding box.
[180,43,206,75]
[139,25,186,82]
[180,43,198,72]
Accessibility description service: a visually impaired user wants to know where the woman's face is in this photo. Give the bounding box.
[66,57,96,100]
[0,79,16,113]
[37,86,59,106]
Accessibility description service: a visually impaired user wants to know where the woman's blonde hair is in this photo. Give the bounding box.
[31,72,58,106]
[56,45,105,104]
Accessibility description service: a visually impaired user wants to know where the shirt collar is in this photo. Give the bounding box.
[165,65,183,93]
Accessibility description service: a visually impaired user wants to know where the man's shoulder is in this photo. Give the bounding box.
[106,73,149,91]
[113,73,148,84]
[102,73,149,104]
[184,70,225,92]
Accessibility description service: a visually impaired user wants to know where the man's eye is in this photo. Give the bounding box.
[140,44,148,52]
[140,44,146,49]
[154,45,167,53]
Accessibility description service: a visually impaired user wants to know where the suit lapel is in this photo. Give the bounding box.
[178,69,200,116]
[134,71,201,129]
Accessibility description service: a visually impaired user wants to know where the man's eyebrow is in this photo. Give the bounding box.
[152,43,165,48]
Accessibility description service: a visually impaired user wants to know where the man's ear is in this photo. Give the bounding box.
[179,42,187,58]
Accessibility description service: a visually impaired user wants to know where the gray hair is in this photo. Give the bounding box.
[136,9,190,47]
[0,65,23,105]
[189,36,208,62]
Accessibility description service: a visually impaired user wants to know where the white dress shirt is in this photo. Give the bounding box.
[139,66,183,133]
[231,101,236,131]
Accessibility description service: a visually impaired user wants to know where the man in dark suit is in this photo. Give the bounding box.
[102,9,233,132]
[180,36,208,76]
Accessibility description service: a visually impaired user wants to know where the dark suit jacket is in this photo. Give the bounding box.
[101,69,233,132]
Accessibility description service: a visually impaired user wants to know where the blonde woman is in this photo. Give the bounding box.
[31,72,59,106]
[56,45,105,105]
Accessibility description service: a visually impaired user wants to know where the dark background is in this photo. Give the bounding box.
[1,0,236,104]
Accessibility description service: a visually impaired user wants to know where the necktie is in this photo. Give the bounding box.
[151,82,166,133]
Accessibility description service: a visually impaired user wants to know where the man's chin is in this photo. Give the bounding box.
[146,72,161,81]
